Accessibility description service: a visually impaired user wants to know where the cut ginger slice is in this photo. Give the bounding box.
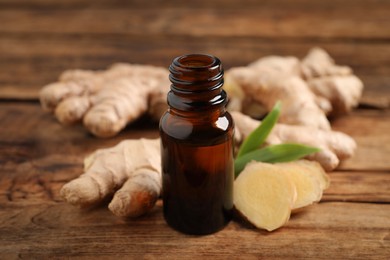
[234,162,297,231]
[290,160,330,190]
[278,160,326,210]
[234,160,330,231]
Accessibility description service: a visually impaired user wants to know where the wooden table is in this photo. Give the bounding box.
[1,0,389,258]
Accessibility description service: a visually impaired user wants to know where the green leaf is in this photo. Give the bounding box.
[234,144,321,177]
[236,101,281,158]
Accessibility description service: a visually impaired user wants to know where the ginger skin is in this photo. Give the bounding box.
[60,113,353,218]
[301,48,364,115]
[227,68,331,130]
[40,64,170,138]
[57,51,359,218]
[225,47,363,128]
[40,48,362,138]
[232,111,356,171]
[60,138,161,217]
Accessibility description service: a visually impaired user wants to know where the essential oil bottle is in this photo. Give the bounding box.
[160,54,234,235]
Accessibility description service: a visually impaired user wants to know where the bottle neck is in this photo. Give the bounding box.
[167,54,227,115]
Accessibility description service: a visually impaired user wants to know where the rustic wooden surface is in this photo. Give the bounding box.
[0,0,389,259]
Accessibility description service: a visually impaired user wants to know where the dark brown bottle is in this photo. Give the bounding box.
[159,54,234,235]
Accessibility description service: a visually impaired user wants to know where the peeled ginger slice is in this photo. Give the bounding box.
[277,160,325,210]
[234,162,297,231]
[286,160,330,190]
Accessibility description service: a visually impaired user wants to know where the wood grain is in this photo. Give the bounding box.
[1,0,389,104]
[323,171,390,203]
[0,8,389,39]
[0,0,389,258]
[332,109,390,171]
[1,0,389,10]
[0,201,388,259]
[1,103,388,171]
[1,35,389,104]
[0,103,389,206]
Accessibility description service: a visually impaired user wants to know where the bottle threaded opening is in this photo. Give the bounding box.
[176,54,219,69]
[169,54,224,92]
[167,54,227,112]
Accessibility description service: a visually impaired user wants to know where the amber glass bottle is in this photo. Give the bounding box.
[159,54,234,235]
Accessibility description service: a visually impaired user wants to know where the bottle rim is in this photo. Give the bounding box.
[173,54,220,70]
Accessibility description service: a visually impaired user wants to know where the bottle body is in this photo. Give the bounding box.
[159,54,234,235]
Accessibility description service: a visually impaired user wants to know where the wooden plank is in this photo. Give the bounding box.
[2,161,389,206]
[0,201,388,258]
[0,1,388,258]
[0,103,389,204]
[332,109,390,171]
[0,8,389,39]
[1,104,388,173]
[0,95,388,258]
[0,102,159,164]
[2,141,389,204]
[360,76,390,109]
[0,35,389,101]
[323,171,390,203]
[1,0,389,10]
[2,35,389,69]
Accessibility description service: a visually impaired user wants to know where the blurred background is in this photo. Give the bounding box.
[0,0,389,106]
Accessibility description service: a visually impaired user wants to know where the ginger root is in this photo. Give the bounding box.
[60,110,353,218]
[60,138,161,217]
[227,68,331,130]
[301,48,364,115]
[60,112,346,219]
[234,160,329,231]
[279,160,329,210]
[225,47,363,128]
[40,48,362,138]
[234,162,297,231]
[40,63,170,137]
[232,111,356,171]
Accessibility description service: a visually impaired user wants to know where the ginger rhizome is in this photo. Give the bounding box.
[40,48,362,137]
[61,113,341,218]
[224,47,364,129]
[40,64,170,137]
[279,160,330,210]
[234,162,297,231]
[56,48,361,220]
[234,160,329,231]
[60,138,161,217]
[232,111,356,171]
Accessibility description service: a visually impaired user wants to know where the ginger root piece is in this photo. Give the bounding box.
[300,47,352,79]
[61,133,334,219]
[301,48,364,115]
[281,160,330,191]
[278,160,329,210]
[227,68,331,129]
[232,111,356,171]
[307,75,363,115]
[148,83,170,122]
[40,64,170,137]
[234,161,329,231]
[60,138,161,217]
[224,47,363,125]
[249,55,301,76]
[225,56,302,118]
[234,162,297,231]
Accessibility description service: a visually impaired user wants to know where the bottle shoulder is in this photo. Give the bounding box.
[159,111,234,145]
